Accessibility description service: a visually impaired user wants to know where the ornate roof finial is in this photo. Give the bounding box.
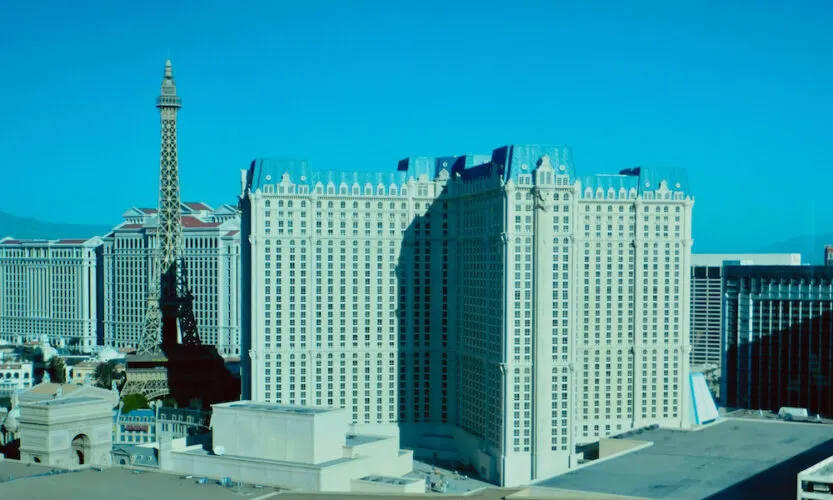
[538,154,552,169]
[159,60,178,99]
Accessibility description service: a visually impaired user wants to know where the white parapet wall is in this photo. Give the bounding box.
[157,400,415,492]
[211,401,348,464]
[798,454,833,499]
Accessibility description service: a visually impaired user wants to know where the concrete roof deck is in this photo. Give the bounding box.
[179,447,355,469]
[538,418,833,499]
[0,460,646,499]
[345,434,387,447]
[218,401,336,415]
[33,396,104,406]
[0,464,272,500]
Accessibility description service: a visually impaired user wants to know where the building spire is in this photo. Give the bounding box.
[160,60,178,99]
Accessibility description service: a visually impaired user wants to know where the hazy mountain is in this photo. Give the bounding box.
[758,233,833,265]
[0,210,113,240]
[2,208,832,265]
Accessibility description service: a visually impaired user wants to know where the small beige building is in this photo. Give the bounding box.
[159,400,414,492]
[17,383,118,468]
[70,360,102,385]
[0,361,33,396]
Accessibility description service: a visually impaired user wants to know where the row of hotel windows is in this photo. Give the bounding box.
[0,249,91,258]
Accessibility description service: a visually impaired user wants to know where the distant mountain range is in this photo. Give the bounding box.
[0,210,113,241]
[759,233,833,265]
[2,209,832,264]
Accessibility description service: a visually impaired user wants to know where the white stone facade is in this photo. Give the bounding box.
[0,237,103,353]
[160,401,413,492]
[101,202,241,357]
[240,145,694,486]
[17,383,119,468]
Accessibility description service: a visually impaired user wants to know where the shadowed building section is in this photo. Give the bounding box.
[722,265,833,416]
[121,60,239,407]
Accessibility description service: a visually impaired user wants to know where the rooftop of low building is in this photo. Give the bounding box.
[0,460,649,499]
[538,417,833,499]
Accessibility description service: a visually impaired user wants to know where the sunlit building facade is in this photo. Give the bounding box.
[101,202,241,357]
[0,237,103,353]
[241,144,694,486]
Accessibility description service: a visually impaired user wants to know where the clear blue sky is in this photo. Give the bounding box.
[1,0,831,252]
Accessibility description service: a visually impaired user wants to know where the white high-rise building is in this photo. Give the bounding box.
[101,202,242,357]
[0,237,103,353]
[240,145,694,486]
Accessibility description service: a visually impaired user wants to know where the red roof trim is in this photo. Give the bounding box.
[225,230,239,237]
[120,224,144,230]
[181,216,220,228]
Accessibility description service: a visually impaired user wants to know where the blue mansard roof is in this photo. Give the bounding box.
[248,159,409,191]
[580,167,691,197]
[490,144,576,182]
[579,174,639,193]
[397,154,493,180]
[246,146,691,197]
[620,166,691,195]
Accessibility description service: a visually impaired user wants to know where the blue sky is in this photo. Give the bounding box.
[0,0,831,252]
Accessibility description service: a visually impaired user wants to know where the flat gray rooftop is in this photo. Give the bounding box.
[358,474,420,485]
[0,460,635,500]
[35,396,104,406]
[225,402,332,414]
[0,464,274,500]
[539,418,833,499]
[345,434,386,446]
[180,447,354,468]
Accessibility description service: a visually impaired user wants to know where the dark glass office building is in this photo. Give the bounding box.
[722,265,833,416]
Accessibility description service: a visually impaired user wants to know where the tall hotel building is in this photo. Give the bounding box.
[101,202,242,357]
[240,145,694,486]
[0,237,103,353]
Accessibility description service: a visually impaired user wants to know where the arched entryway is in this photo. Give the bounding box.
[71,434,91,466]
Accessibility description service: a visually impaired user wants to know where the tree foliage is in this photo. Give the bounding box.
[45,356,66,384]
[93,360,122,390]
[121,393,149,414]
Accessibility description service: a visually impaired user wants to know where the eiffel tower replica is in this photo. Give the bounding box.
[121,60,239,407]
